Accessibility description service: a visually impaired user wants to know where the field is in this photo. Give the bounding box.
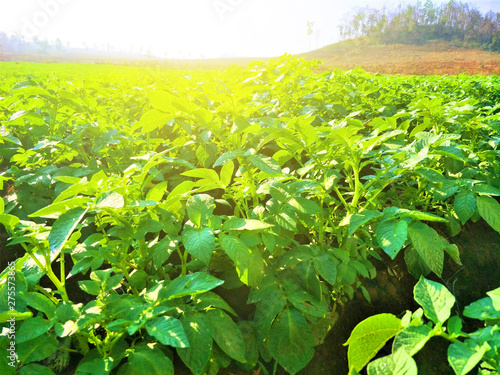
[0,57,499,375]
[4,39,500,76]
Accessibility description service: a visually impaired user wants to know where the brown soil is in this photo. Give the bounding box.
[302,38,500,76]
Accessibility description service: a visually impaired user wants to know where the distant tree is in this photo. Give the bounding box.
[36,38,51,55]
[307,21,315,50]
[339,0,500,50]
[55,38,63,53]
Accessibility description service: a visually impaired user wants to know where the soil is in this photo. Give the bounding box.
[290,218,500,375]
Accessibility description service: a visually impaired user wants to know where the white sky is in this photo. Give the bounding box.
[0,0,498,58]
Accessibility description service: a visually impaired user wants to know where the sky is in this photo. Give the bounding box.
[0,0,499,58]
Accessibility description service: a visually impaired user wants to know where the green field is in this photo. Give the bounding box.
[0,57,499,375]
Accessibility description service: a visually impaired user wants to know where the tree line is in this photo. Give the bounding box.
[339,0,500,50]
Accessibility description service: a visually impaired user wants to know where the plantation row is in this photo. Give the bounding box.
[0,57,499,374]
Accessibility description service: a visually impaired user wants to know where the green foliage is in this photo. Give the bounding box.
[0,56,499,374]
[339,1,500,51]
[345,278,500,374]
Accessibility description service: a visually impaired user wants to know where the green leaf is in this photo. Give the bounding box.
[454,191,476,225]
[182,226,215,265]
[0,214,19,232]
[213,150,244,167]
[345,313,402,372]
[367,349,418,375]
[139,109,175,133]
[463,297,500,321]
[238,320,259,368]
[17,333,58,363]
[341,210,383,236]
[392,325,434,356]
[253,286,286,343]
[177,313,213,375]
[220,234,264,287]
[414,277,455,324]
[16,316,54,344]
[472,184,500,196]
[194,292,237,316]
[220,161,234,187]
[182,169,220,185]
[223,217,274,231]
[487,288,500,310]
[147,90,177,112]
[146,181,169,202]
[29,197,91,218]
[447,316,463,336]
[146,316,189,348]
[404,246,431,278]
[22,292,56,319]
[127,346,174,375]
[407,222,445,277]
[77,356,114,374]
[288,197,322,215]
[268,307,317,374]
[206,309,247,363]
[376,220,408,259]
[398,209,448,223]
[185,194,215,228]
[477,196,500,233]
[313,253,338,285]
[96,192,125,209]
[152,237,176,268]
[0,310,32,323]
[19,364,56,375]
[48,207,87,254]
[79,280,101,295]
[160,272,224,301]
[448,342,488,375]
[248,154,281,174]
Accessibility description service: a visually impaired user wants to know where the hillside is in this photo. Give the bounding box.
[303,38,500,75]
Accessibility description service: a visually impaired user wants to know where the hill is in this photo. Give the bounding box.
[302,38,500,75]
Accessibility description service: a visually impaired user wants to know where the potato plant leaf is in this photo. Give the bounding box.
[454,191,476,224]
[476,195,500,234]
[345,313,402,372]
[181,226,215,265]
[392,325,434,356]
[367,349,418,375]
[48,207,87,254]
[413,277,456,324]
[127,346,174,375]
[407,222,445,277]
[447,341,488,375]
[376,220,408,259]
[177,313,213,375]
[206,309,247,363]
[145,316,189,348]
[160,272,224,301]
[220,234,264,287]
[268,307,317,374]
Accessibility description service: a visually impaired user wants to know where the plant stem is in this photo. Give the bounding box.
[334,186,350,212]
[177,247,187,276]
[351,162,361,210]
[243,160,259,207]
[22,244,69,301]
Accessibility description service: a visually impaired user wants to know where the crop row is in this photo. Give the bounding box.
[0,56,499,374]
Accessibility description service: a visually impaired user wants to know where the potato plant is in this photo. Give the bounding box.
[0,57,499,374]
